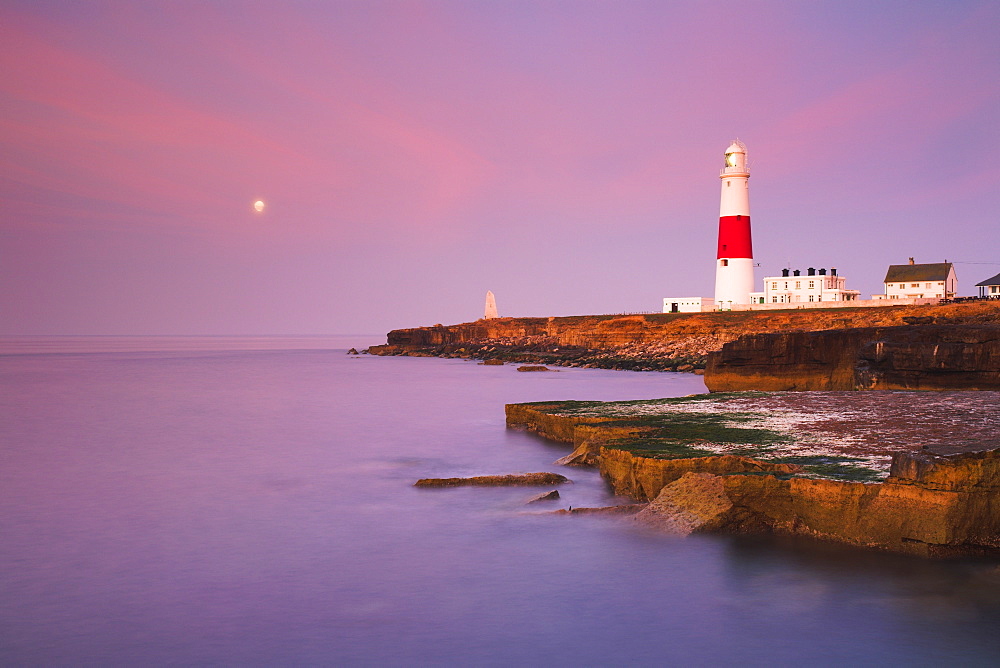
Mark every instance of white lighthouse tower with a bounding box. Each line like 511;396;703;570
714;140;754;309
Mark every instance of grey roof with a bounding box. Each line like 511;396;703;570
975;272;1000;287
883;262;953;283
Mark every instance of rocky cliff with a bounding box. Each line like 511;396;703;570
705;324;1000;391
369;302;1000;372
506;397;1000;557
632;451;1000;557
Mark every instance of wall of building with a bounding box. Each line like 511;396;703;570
979;285;1000;298
750;272;860;305
881;277;954;300
663;297;714;313
878;265;957;300
733;297;941;311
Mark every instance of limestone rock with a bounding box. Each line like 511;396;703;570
505;403;616;444
552;504;646;516
373;303;1000;373
634;473;736;534
599;448;800;502
553;446;596;467
555;423;654;467
504;390;1000;556
888;448;1000;492
705;324;1000;391
525;490;560;504
414;472;570;488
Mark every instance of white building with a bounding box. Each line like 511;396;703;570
873;259;956;300
748;267;861;305
663;297;715;313
975;272;1000;299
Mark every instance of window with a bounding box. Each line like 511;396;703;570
808;281;814;289
795;281;801;289
808;295;814;302
771;282;777;290
911;283;919;288
721;259;728;267
772;297;778;303
886;283;893;288
784;282;788;289
926;283;931;289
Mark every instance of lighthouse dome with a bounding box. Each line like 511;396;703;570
725;141;745;154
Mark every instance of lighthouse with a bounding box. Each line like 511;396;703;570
714;140;754;309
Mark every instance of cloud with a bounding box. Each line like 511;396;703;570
0;6;494;242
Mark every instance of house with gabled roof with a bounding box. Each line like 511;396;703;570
976;272;1000;299
874;258;956;300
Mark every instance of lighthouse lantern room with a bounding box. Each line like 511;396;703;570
714;140;754;309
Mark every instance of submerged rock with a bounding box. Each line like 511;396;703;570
552;505;646;516
517;365;551;372
525;490;560;504
414;472;570;488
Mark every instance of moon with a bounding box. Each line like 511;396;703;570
253;200;265;213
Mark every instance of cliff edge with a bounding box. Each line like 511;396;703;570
507;394;1000;557
704;324;1000;391
370;302;1000;373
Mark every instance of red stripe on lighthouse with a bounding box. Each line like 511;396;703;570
717;215;753;259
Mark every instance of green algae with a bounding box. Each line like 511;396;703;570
526;392;770;417
513;393;894;483
767;455;883;482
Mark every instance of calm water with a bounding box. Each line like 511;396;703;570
3;339;1000;666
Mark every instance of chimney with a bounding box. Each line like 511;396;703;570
831;268;838;276
807;267;815;276
818;268;827;275
908;257;915;265
793;270;801;276
781;268;790;277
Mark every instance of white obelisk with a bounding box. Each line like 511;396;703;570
484;291;498;319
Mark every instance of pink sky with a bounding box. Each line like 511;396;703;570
2;1;997;339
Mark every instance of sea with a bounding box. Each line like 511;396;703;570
3;336;1000;666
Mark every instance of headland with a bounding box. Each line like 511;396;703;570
375;301;1000;556
368;301;1000;377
